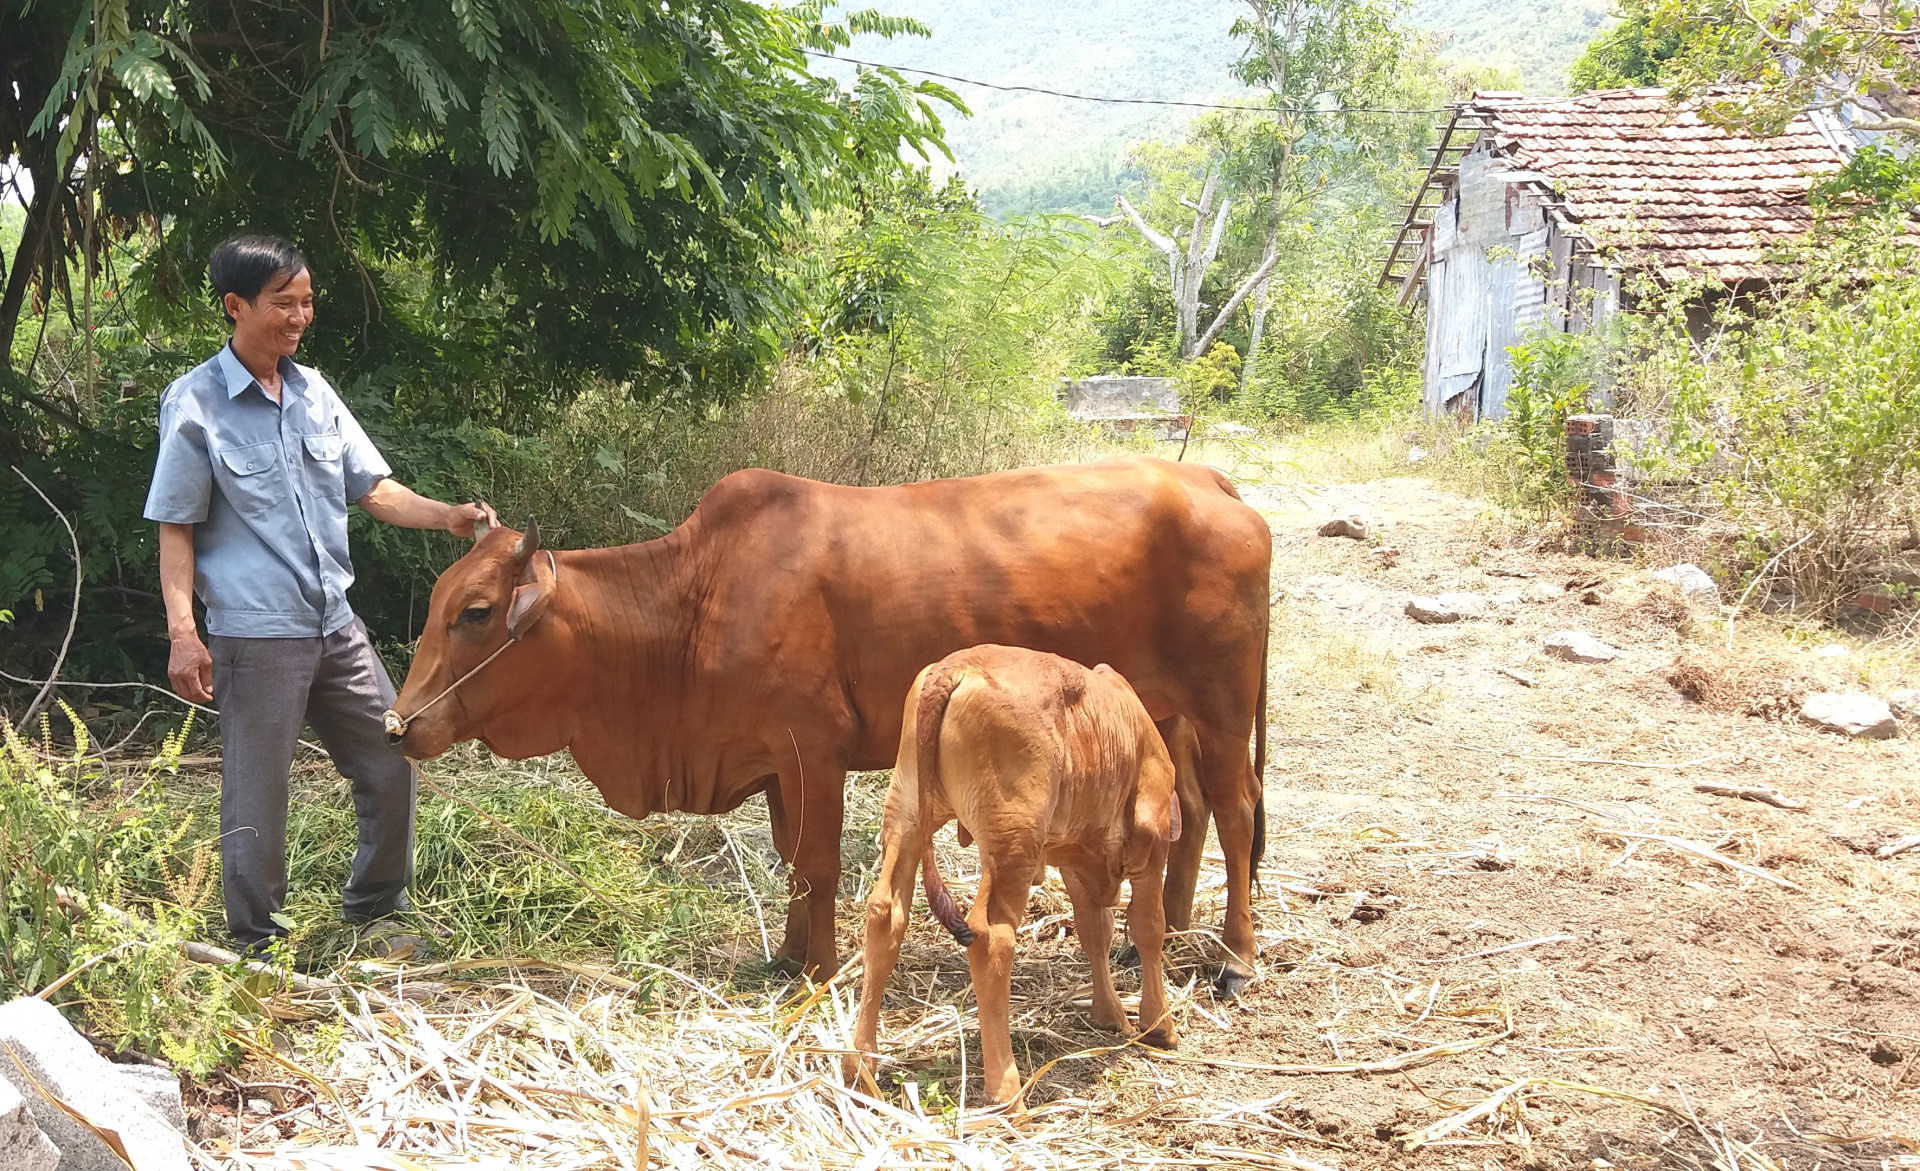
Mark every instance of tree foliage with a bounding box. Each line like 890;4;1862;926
1;0;960;416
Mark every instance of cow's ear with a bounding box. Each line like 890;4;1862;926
507;552;555;639
512;517;541;566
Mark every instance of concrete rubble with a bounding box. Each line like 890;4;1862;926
1800;693;1899;740
0;1075;61;1171
0;997;190;1171
1651;563;1720;605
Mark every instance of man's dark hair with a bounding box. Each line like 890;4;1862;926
209;233;309;322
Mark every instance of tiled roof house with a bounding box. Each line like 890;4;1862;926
1381;88;1860;421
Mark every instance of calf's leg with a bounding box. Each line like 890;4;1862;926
847;807;925;1091
1127;860;1178;1050
965;847;1036;1107
1062;867;1129;1035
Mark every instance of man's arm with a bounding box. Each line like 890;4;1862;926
159;522;214;703
357;478;499;537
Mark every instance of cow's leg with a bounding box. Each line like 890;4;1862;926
1194;719;1261;999
764;782;809;968
1155;717;1209;934
1127;859;1178;1051
847;795;924;1092
1062;867;1128;1036
964;846;1034;1107
774;746;849;980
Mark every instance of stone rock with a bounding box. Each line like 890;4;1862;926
1813;644;1852;659
1651;563;1720;605
1318;515;1368;540
1406;445;1428;464
0;1075;61;1171
1801;692;1898;739
1405;596;1462;624
1543;631;1620;664
1435;591;1491;618
0;997;190;1171
1890;689;1920;720
113;1066;185;1133
1522;581;1564;604
1488;592;1522;606
1212;421;1257;438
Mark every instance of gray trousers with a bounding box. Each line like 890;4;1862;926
209;618;417;946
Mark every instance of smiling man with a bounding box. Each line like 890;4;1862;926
144;232;497;953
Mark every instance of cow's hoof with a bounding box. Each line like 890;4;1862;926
1138;1026;1178;1051
1212;965;1253;1001
1114;943;1141;968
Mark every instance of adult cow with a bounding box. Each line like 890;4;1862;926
384;456;1272;993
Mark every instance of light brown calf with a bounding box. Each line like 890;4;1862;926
848;644;1181;1107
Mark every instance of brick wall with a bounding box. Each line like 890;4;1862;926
1566;414;1645;552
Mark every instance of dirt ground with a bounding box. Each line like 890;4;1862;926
968;471;1920;1169
182;464;1920;1169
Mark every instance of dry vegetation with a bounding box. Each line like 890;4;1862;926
65;437;1920;1170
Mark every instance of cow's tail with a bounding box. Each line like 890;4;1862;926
914;662;976;946
1251;626;1268;889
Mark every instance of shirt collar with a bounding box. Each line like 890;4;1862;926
217;342;307;401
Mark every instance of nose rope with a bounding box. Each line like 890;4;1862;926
384;550;557;739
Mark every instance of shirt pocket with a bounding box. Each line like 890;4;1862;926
301;431;347;502
215;440;284;515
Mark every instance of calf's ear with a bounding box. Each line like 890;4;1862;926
507;551;556;639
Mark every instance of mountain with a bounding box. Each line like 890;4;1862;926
842;0;1610;214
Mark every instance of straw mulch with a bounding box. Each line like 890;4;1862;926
199;950;1384;1171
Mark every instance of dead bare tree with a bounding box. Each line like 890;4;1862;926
1091;162;1279;360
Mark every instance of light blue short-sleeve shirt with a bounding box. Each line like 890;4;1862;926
143;344;390;638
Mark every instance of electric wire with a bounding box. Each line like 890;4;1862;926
804;51;1449;116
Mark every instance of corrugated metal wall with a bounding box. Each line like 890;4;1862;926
1423;145;1578;421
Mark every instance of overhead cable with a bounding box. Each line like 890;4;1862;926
804;51;1449;115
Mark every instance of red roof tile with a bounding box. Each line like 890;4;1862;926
1465;88;1851;283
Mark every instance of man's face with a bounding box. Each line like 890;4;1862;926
227;268;314;358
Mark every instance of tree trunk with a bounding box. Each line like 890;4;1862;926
1239;280;1272;400
0;178;57;375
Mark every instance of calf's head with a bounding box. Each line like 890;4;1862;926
385;520;558;760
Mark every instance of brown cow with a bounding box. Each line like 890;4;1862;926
384;456;1271;991
848;645;1180;1107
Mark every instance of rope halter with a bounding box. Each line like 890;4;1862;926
383;549;558;742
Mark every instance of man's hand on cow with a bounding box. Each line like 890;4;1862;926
169;633;215;704
447;500;500;539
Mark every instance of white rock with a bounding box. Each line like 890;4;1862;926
0;1076;60;1171
114;1066;185;1132
1318;515;1368;540
1543;631;1620;663
1407;445;1428;464
0;997;190;1171
1488;592;1522;606
1436;591;1492;618
1891;689;1920;720
1522;581;1565;603
1651;563;1720;605
1212;421;1257;438
1405;596;1462;624
1813;644;1852;659
1801;692;1898;739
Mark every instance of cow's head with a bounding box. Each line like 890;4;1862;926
385;519;560;760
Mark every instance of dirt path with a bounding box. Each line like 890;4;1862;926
1105;473;1920;1168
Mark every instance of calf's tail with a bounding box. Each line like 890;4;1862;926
914;663;976;946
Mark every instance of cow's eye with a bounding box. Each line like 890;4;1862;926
458;604;493;626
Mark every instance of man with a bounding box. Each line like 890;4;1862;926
144;232;497;953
